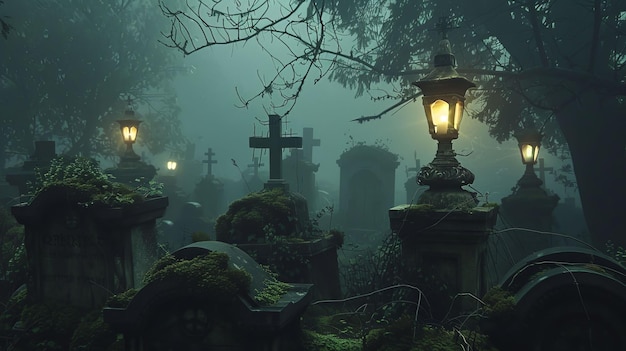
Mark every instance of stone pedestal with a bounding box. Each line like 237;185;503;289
389;205;498;313
500;186;559;233
11;191;167;309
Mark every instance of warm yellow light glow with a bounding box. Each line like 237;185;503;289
431;100;449;135
521;144;539;164
167;161;177;171
123;126;138;142
453;101;463;130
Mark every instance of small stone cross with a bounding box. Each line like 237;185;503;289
247;157;264;177
203;148;217;176
302;127;320;162
249;114;302;180
534;158;553;185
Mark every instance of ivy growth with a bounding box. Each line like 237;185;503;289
29;156;162;208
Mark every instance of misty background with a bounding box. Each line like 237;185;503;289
159;44;570;207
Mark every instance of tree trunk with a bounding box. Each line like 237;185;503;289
556;92;626;249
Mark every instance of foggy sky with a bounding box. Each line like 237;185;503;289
167;42;571;205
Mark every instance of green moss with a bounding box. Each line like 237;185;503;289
105;288;139;309
254;268;293;306
15;301;83;350
302;330;362;351
482;286;516;321
215;188;299;243
30;156;158;208
143;252;251;301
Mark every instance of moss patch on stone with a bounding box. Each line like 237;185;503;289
143;252;251;301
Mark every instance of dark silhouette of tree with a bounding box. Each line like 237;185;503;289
159;0;626;248
0;0;186;168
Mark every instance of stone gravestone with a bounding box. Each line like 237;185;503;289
11;188;167;309
488;247;626;350
192;147;225;219
282;127;321;211
244;156;265;193
214;116;342;299
283;148;320;211
336;144;400;231
103;241;313;351
177;143;203;195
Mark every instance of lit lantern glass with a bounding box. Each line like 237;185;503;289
123;126;138;143
431;100;449;135
167;161;177;171
515;130;542;165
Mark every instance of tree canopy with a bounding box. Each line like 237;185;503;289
159;0;626;247
0;0;186;169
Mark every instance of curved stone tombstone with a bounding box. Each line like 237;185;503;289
491;246;626;350
337;144;400;231
103;241;313;351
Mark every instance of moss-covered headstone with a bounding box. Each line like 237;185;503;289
10;157;167;309
215;187;342;299
104;241;312;351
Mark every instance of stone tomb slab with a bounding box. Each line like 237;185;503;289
103;241;313;350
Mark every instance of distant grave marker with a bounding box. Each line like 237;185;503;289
534;158;553;186
302;127;320;162
247;157;264;177
203;148;217;176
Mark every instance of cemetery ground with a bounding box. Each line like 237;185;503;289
0;155;626;350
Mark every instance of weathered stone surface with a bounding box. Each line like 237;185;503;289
12;192;167;309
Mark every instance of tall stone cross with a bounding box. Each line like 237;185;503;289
249;114;302;180
534;158;553;185
302;127;320;162
203;148;217;176
247;157;264;177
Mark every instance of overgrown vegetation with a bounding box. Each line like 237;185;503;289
29;156;162;207
215;187;304;243
143;252;251;301
254;267;293;306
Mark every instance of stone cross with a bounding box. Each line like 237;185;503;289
247;157;264;177
406;152;421;177
534;158;553;185
302;127;320;162
249;114;302;180
203;148;217;176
